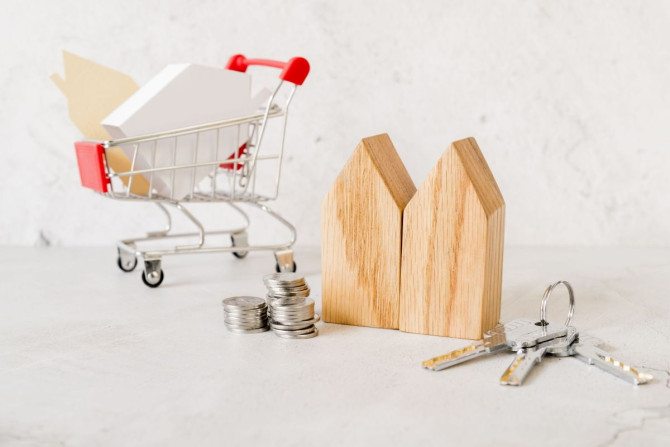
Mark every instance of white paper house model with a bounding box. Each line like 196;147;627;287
102;63;261;199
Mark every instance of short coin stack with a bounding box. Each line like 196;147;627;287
222;296;269;334
264;273;319;339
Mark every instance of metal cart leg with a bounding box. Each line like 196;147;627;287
170;202;205;250
243;201;297;272
231;231;249;258
274;249;296;273
117;243;138;272
142;257;164;288
147;203;172;237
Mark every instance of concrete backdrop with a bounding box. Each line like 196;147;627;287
1;0;669;248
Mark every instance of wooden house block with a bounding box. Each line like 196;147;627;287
51;51;150;196
322;134;416;328
399;137;505;339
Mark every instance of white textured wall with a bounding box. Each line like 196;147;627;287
2;0;669;247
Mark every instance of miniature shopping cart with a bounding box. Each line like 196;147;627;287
74;55;310;287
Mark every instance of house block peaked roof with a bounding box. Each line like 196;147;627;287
399;137;505;339
322;134;416;329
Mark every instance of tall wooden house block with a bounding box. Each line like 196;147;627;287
399;137;505;339
322;134;416;328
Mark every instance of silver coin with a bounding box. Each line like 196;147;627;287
271;314;321;329
271;297;314;307
267;281;309;287
267;296;306;306
270;310;314;319
267;284;306;292
270;304;314;313
225;311;267;318
265;294;307;303
272;320;313;328
225;321;268;330
224;316;268;325
270;322;314;331
271;303;314;312
271;314;314;322
223;307;267;316
263;274;306;287
224;310;266;316
270;303;314;312
224;316;268;324
270;320;315;330
224;309;267;317
263;272;305;282
270;321;318;328
223;296;266;310
267;284;310;291
271;307;314;316
267;291;311;298
224;314;268;322
267;283;309;289
224;309;267;318
267;288;310;295
274;327;319;339
225;317;267;324
225;325;270;334
271;325;316;336
271;311;313;318
224;317;268;326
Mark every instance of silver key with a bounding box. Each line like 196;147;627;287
551;334;653;385
422;318;569;371
499;326;578;386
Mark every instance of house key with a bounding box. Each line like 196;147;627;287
499;281;653;386
548;333;653;385
423;280;575;372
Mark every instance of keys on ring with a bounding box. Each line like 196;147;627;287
422;281;653;386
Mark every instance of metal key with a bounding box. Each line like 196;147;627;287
422;318;569;371
499;326;578;386
550;334;653;385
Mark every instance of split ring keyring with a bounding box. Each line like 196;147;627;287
540;280;575;327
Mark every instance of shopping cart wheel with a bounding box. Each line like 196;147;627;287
275;261;297;273
142;270;164;288
230;232;249;259
117;254;138;272
141;259;164;288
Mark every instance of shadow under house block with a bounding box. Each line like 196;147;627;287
322;134;416;329
399;137;505;339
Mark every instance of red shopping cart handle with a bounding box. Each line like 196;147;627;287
226;55;310;85
75;141;109;193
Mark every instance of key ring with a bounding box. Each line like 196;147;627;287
539;280;575;327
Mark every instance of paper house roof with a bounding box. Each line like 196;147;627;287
102;63;251;138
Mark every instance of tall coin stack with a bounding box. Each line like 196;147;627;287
263;273;320;339
222;296;269;334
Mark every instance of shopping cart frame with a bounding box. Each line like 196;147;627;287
74;55;310;287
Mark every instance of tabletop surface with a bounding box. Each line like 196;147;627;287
1;246;669;446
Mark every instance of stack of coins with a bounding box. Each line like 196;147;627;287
222;296;269;334
263;273;319;339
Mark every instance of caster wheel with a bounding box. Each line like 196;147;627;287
142;269;164;288
117;255;138;272
231;235;248;259
276;261;297;273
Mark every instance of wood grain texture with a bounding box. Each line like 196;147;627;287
399;137;505;339
322;134;416;328
52;51;150;195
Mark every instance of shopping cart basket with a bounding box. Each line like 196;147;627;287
74;55;310;287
